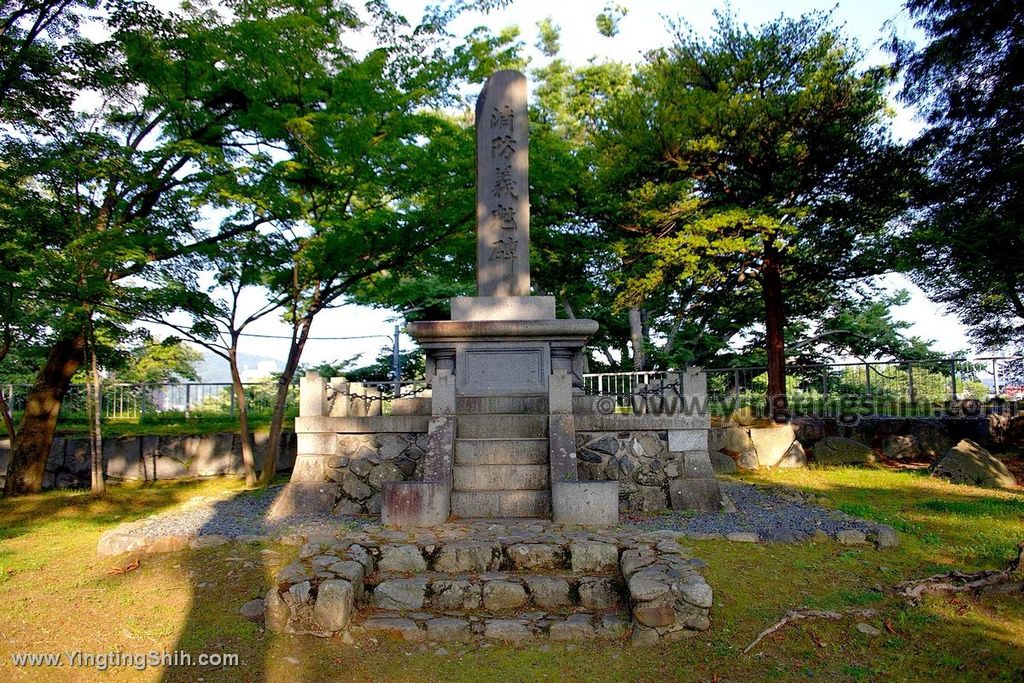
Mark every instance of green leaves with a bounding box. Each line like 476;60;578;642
897;0;1024;352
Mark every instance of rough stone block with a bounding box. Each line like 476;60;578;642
431;580;482;610
506;543;564;570
680;450;716;479
579;577;618;609
313;579;354;632
266;482;341;518
371;578;428;610
669;478;723;513
482;580;528;610
668;430;708;452
552;481;618;526
432;541;501;573
522;576;571;608
378;544;427;572
425;617;472;641
569;540;619;573
750;424;798;468
381;480;450;528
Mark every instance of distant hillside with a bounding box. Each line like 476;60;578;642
195;349;282;383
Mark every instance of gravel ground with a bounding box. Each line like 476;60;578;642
128;486;374;540
125;481;878;543
630;481;879;540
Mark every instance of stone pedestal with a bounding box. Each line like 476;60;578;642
409;318;597;395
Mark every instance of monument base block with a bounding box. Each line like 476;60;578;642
451;295;556;321
551;481;618;526
382;481;450;528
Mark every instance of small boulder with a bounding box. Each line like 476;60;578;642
749;424;798;468
313;579;354;632
238;598;265;621
813;437;877;465
930;439;1016;489
881;434;920;460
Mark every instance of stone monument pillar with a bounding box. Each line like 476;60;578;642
476;71;530;297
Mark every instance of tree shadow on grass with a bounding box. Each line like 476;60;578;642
159;481;348;683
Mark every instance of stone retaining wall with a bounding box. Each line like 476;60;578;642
708;416;993;472
0;432;296;490
576;429;714;512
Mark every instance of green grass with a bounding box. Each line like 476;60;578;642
0;468;1022;682
48;415;295;437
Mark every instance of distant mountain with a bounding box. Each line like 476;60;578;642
195;349;282;383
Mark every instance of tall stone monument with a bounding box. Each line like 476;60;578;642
386;70;606;521
475;71;530;297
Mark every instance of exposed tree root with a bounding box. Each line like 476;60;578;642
742;607;877;655
896;542;1024;605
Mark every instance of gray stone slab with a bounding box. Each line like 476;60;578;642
455;394;548;414
294;416;430;434
454;438;548;465
450;489;550;518
453;464;548;491
381;481;451;528
457;414;547;439
668;429;708;452
451;296;555;321
456;344;549;396
551;481;618;527
669;478;723;513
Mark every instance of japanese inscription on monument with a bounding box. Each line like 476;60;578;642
476;70;530;297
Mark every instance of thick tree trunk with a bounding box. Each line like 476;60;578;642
0;334;15;448
628;307;646;371
229;349;257;487
761;241;788;417
3;332;85;496
257;320;311;486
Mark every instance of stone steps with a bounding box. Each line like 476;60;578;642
456;413;548;439
365;571;624;613
353;610;630;643
453;464;549;491
455;394;549;415
454;438;548;465
263;529;714;645
450;489;551;518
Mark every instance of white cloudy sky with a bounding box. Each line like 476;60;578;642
169;0;979;376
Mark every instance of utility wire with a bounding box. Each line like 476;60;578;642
237;333;390;340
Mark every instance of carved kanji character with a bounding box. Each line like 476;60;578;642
490;105;514;132
491;135;517;160
491;166;518;198
490;236;518;260
491;204;516;230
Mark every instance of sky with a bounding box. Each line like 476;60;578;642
181;0;978;380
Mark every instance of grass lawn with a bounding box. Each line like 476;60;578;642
0;467;1022;682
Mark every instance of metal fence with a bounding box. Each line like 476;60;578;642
1;382;299;422
0;378;431;423
583;356;1023;417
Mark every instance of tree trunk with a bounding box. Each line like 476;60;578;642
3;332;85;495
0;333;15;448
628;307;646;371
0;391;14;450
86;324;105;495
257;320;312;486
761;240;788;417
229;348;257;487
